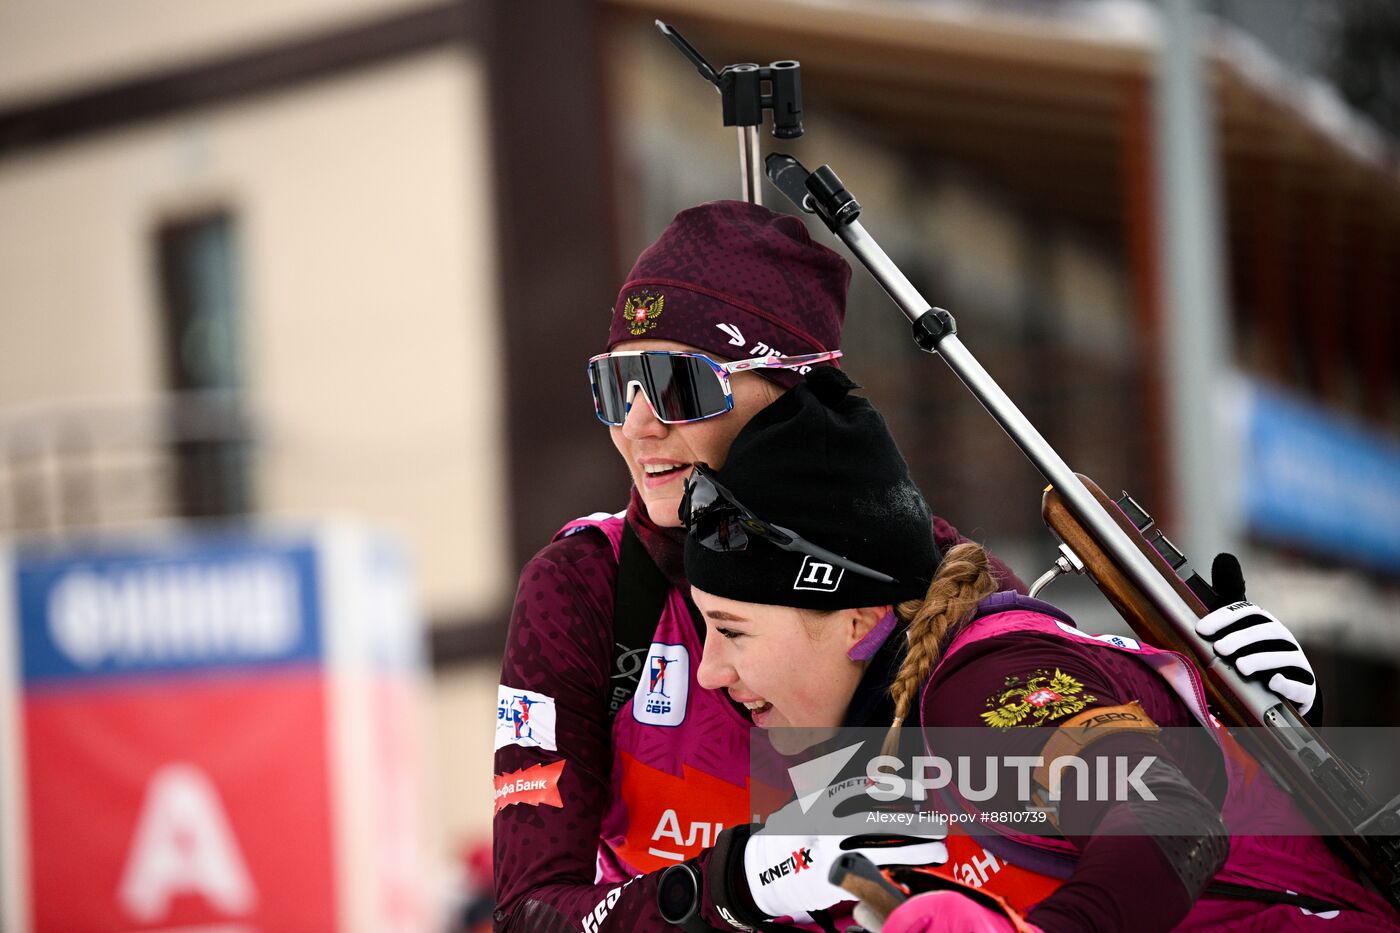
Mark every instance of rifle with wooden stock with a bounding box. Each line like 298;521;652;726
1041;475;1400;907
762;153;1400;912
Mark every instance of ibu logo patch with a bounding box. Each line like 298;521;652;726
794;555;843;592
496;685;558;751
633;642;689;727
1054;620;1141;651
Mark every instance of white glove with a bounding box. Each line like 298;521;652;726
743;778;947;923
1196;601;1316;716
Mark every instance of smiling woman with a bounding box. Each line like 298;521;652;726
674;368;1399;933
491;200;1029;933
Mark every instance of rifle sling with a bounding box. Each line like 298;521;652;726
608;521;674;721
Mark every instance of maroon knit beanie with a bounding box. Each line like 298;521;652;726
608;200;851;388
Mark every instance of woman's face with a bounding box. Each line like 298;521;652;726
692;587;885;733
608;339;783;528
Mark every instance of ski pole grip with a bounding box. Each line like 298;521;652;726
830;853;908;922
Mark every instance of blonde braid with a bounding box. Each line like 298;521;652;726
880;543;999;757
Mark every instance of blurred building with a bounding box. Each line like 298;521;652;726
0;0;515;870
1;0;1398;908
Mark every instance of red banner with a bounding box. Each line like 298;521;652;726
24;672;337;931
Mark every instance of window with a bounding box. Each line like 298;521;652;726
155;211;251;518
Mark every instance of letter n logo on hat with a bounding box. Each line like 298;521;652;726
623;291;664;335
794;555;843;592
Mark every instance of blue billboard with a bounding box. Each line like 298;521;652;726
1243;384;1400;574
16;534;322;685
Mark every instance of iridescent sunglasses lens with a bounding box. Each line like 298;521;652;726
588;353;731;425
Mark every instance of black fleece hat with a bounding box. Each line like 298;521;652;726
683;368;939;610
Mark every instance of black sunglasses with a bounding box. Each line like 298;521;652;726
680;465;897;585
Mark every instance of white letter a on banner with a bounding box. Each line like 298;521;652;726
117;763;257;921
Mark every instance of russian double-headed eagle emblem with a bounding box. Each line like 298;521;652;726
623;291;664;335
980;668;1096;730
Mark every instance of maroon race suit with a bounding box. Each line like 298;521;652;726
493;490;1023;932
